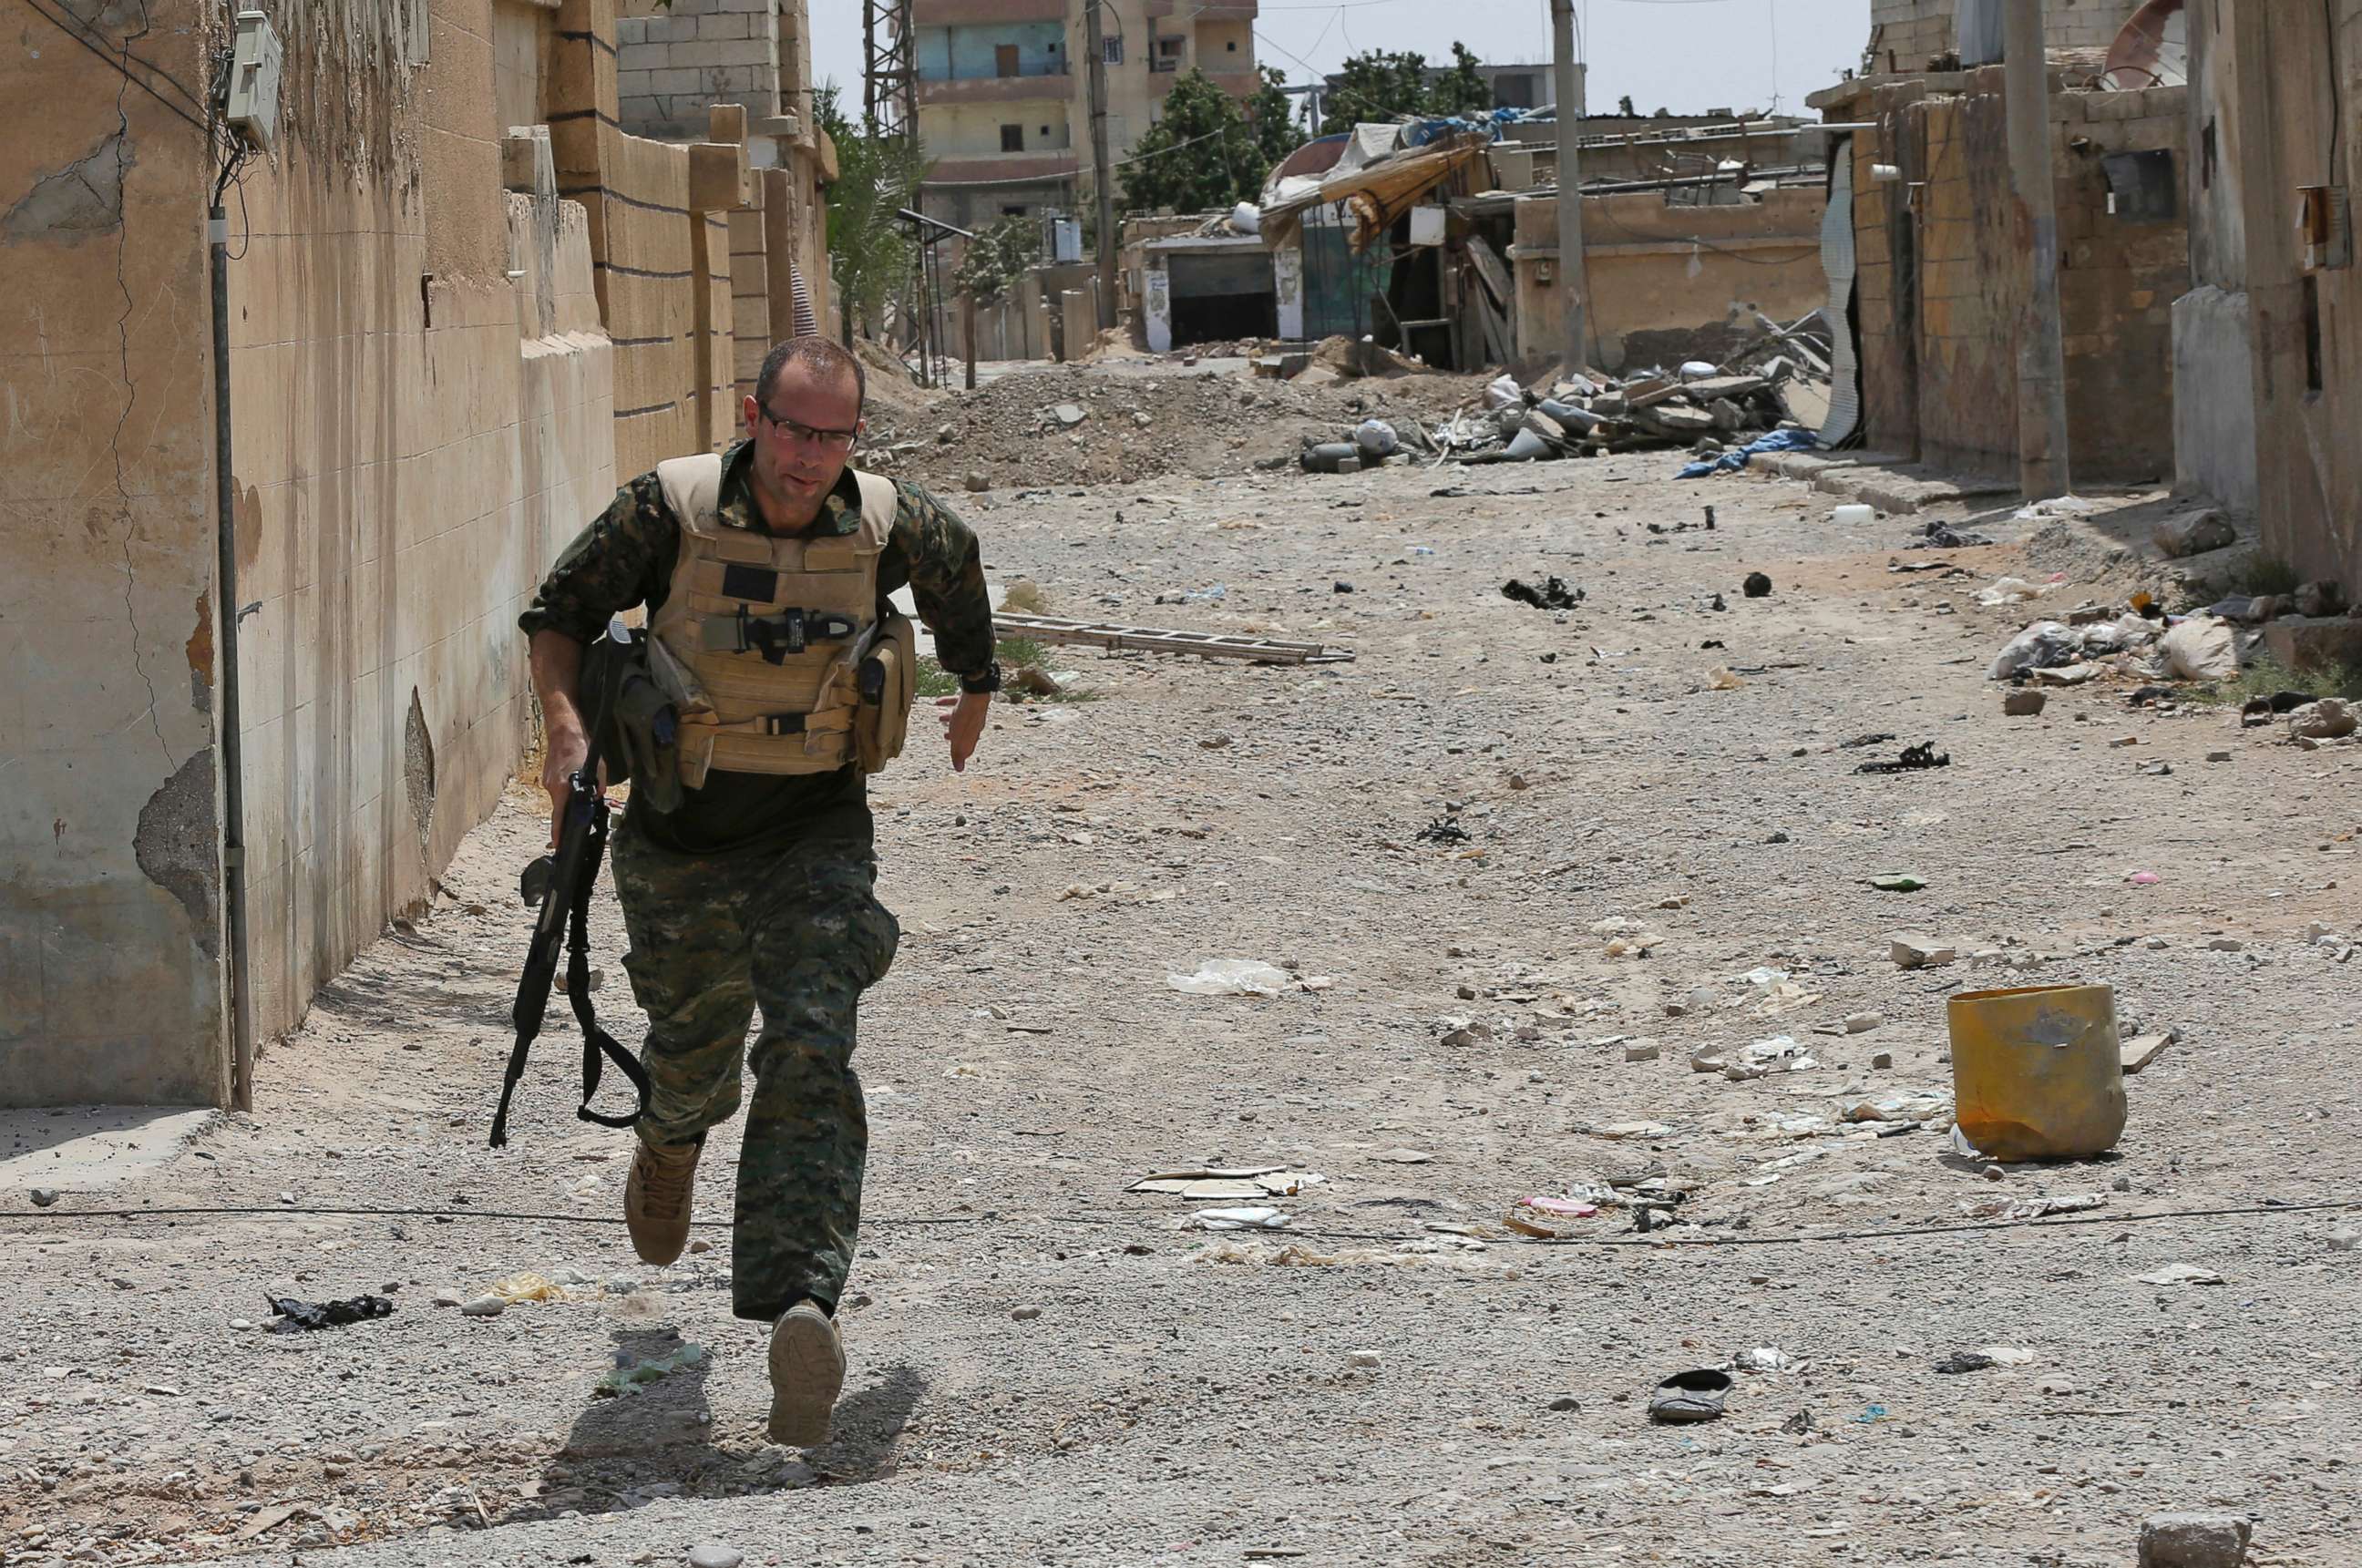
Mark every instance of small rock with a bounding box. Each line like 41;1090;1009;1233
1870;1050;1895;1071
1623;1040;1661;1062
2329;1225;2361;1253
2002;689;2048;717
1546;1395;1581;1411
1742;571;1773;598
2205;937;2244;952
688;1544;745;1568
228;1317;254;1330
2136;1512;2252;1568
1012;1305;1042;1321
1053;403;1087;427
2205;750;2232;763
1889;935;1958;969
29;1188;57;1208
1347;1349;1381;1368
1332;580;1354;594
2151;508;2235;559
963;472;991;493
458;1296;507;1317
688;1238;714;1254
2112;1175;2134;1192
1765;830;1791;845
1844;1011;1884;1034
431;1293;463;1308
2110;735;2141;748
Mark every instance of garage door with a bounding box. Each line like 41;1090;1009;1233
1166;251;1273;299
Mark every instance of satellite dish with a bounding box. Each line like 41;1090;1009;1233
2104;0;2187;89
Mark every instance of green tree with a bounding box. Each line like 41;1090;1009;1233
1118;68;1269;215
1426;42;1492;117
952;214;1039;303
1318;48;1428;135
815;84;931;338
1248;65;1299;169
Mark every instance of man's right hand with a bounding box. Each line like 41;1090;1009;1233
542;723;590;849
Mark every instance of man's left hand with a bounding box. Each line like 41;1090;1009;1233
937;692;991;773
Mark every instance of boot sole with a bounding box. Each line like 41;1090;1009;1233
767;1307;845;1447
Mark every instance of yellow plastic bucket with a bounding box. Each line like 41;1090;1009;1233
1946;983;2127;1161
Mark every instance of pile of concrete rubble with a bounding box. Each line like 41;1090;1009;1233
1298;344;1830;472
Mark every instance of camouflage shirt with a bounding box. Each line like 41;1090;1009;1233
519;440;995;856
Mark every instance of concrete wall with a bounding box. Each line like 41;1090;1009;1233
929;99;1074;159
0;0;625;1107
615;0;779;148
1864;0;2140;70
1508;187;1828;370
2223;0;2362;590
2172;0;2257;512
222;0;618;1056
1;0;230;1105
1842;71;2190;484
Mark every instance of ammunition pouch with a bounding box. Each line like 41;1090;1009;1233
582;631;684;815
853;610;918;776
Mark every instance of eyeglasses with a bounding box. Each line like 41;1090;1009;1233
756;403;859;453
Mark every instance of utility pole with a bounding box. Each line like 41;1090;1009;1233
1548;0;1591;373
1083;0;1119;331
2003;0;2070;498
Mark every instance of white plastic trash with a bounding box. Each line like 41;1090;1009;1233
1485;374;1524;410
1833;504;1875;527
1167;959;1291;997
1679;361;1720;381
1353;418;1400;457
1229;200;1261;234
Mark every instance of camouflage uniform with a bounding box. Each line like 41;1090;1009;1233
519;439;994;1320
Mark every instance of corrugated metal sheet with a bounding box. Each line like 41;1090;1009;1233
1818;139;1864;449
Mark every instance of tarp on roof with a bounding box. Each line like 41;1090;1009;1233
1258;130;1489;252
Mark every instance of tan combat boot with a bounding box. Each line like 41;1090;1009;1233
767;1299;846;1446
621;1134;701;1266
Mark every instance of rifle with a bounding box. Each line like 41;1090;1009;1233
490;620;654;1148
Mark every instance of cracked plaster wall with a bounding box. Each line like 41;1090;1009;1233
2;0;613;1108
0;0;232;1105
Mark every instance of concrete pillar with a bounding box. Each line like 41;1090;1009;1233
1062;288;1094;363
1143;255;1173;353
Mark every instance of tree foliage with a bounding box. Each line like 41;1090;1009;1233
815;84;931;338
1248;65;1299;169
1426;43;1492;117
952;214;1039;303
1318;48;1430;135
1118;68;1269;216
1317;43;1501;135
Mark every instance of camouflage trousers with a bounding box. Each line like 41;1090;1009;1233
609;813;899;1320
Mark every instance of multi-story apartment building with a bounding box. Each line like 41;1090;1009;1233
913;0;1261;231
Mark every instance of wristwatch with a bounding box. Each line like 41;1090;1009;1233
959;661;1003;695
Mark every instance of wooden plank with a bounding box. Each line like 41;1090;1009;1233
993;613;1351;664
1465;235;1513;310
1477;294;1510;366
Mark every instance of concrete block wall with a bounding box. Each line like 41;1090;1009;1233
616;0;781;149
1852;70;2190;482
1864;0;2141;70
1506;187;1828;368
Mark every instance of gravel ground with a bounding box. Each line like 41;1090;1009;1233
5;408;2359;1568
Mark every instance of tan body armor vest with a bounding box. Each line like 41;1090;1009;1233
647;456;916;786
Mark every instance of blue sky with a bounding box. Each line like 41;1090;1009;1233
808;0;1873;126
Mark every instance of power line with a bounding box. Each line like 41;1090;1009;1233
20;0;215;138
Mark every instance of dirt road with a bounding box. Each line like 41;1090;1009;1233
5;395;2358;1567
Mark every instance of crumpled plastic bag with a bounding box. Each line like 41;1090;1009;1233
1484;373;1524;409
1975;576;2053;606
1353;418;1399;457
1167;959;1291;997
1988;621;2079;681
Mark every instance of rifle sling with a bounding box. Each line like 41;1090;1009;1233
564;804;652;1130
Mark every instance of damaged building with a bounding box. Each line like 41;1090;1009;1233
2;0;830;1108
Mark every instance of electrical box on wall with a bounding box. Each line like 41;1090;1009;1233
224;10;282;151
2298;185;2353;272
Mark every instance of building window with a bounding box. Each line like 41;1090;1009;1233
1152;36;1183;71
995;43;1019;77
1103;36;1122;65
1227;39;1237;50
1039;125;1052;136
1002;204;1027;218
1001;123;1024;152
